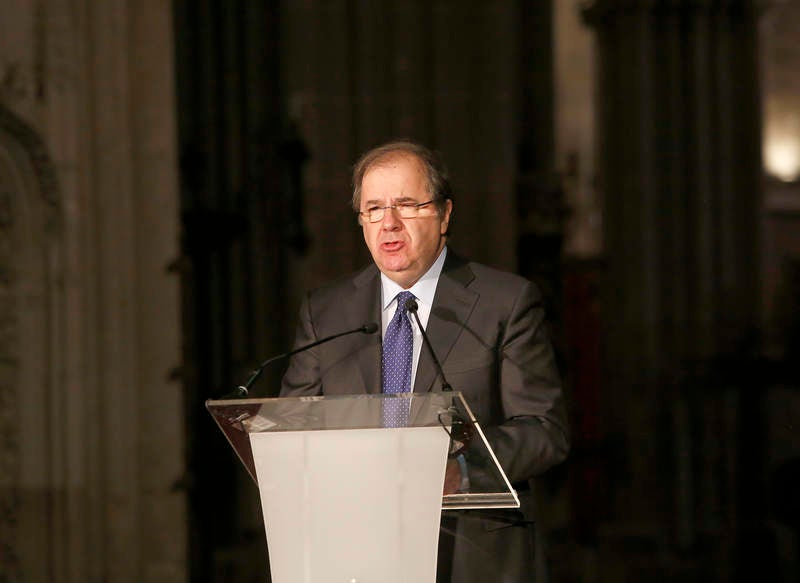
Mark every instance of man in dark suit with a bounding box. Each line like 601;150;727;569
280;140;569;581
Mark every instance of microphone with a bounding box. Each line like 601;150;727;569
405;298;452;391
405;298;473;459
223;322;379;399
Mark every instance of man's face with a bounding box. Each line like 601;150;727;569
359;155;452;289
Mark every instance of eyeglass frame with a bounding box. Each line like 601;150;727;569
357;199;437;223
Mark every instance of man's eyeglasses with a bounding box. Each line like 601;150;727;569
358;200;436;223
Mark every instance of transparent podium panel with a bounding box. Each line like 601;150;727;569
207;392;520;582
206;391;520;510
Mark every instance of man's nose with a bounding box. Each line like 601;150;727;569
381;206;402;229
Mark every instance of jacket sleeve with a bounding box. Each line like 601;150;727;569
482;280;570;482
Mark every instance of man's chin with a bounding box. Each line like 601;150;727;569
376;255;410;273
378;264;419;287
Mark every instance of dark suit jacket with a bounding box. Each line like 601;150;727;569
280;251;569;581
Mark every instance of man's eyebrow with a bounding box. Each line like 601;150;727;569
362;195;418;206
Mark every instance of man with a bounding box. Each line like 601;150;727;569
280;140;569;581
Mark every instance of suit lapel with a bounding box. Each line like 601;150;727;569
349;265;383;394
413;252;477;393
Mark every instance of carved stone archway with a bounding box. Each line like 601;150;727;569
0;104;65;581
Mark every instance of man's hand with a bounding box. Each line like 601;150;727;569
443;458;462;494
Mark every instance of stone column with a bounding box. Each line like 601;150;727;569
0;0;186;581
583;0;762;542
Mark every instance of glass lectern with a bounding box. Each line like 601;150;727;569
206;391;519;583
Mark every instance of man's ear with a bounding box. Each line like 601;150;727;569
440;199;453;235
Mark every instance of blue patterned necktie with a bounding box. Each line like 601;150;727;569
382;291;415;426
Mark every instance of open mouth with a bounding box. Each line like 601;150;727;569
381;241;404;252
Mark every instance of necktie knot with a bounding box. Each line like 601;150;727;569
395;291;415;315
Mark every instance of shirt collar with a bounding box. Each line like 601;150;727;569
381;246;448;310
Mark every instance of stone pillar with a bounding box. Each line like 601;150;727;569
583;0;762;539
0;0;185;581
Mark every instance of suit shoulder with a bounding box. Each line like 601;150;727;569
305;263;378;304
464;261;540;297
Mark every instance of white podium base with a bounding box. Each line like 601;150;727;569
251;426;449;583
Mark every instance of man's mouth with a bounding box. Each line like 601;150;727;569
381;241;404;252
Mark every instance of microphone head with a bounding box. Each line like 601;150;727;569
361;322;379;334
404;298;419;313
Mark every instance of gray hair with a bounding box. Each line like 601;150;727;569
351;140;453;217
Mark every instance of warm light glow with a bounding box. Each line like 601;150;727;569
763;106;800;182
765;135;800;182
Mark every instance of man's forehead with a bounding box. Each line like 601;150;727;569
362;156;428;195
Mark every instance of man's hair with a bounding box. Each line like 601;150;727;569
351;140;454;216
